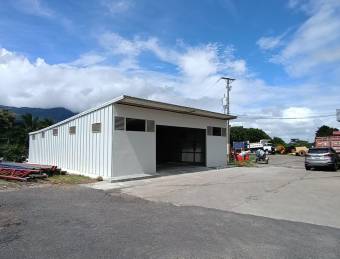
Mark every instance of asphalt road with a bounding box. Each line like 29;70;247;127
1;185;340;259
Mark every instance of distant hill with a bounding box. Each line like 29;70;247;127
0;105;76;123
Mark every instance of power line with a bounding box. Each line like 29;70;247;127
235;114;335;120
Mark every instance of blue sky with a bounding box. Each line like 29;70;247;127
0;0;339;140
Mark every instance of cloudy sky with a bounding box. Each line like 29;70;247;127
0;0;339;141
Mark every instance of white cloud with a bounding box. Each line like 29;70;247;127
68;53;106;67
14;0;54;18
99;32;141;57
264;0;340;77
1;30;339;142
257;34;284;50
102;0;133;14
281;107;313;124
178;45;218;79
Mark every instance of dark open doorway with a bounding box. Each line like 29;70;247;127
156;125;206;168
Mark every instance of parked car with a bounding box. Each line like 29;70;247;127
305;148;339;171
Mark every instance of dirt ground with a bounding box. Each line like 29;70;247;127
0;174;97;191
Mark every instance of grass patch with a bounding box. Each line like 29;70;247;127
234;160;256;167
0;179;22;190
47;174;96;185
229;154;257;167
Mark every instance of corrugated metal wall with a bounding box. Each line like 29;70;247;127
29;105;113;179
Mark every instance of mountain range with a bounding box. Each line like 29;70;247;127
0;105;76;122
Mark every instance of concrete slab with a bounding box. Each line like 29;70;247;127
109;173;155;183
84;155;340;228
109;156;340;229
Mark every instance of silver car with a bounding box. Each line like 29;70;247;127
305;148;339;171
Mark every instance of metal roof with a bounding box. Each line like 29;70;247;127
30;95;237;135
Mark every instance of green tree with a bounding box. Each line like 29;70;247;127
316;125;338;137
288;139;312;148
0;111;54;161
230;126;271;143
0;110;15;136
0;110;16;157
21;113;40;133
272;137;286;146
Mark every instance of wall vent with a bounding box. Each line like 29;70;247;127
69;126;76;135
53;128;58;136
146;120;155;132
207;126;213;136
115;116;125;130
92;123;101;133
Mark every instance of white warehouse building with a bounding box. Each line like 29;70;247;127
29;95;236;179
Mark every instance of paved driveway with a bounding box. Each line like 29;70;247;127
91;155;340;229
1;185;340;259
1;155;340;258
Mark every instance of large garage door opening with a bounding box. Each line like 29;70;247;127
156;125;206;168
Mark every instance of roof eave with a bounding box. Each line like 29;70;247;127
29;95;236;135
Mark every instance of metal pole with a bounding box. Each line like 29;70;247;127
221;77;235;164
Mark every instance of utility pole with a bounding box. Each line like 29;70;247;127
220;77;235;164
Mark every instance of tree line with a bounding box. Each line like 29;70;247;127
0;108;338;161
0;110;53;161
230;125;338;148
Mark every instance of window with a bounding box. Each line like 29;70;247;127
213;127;222;136
69;126;76;135
32;134;35;140
92;123;101;133
126;118;145;132
146;120;155;132
41;132;45;138
207;126;224;136
53;128;58;136
115;116;125;130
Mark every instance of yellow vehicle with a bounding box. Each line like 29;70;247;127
293;146;309;156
